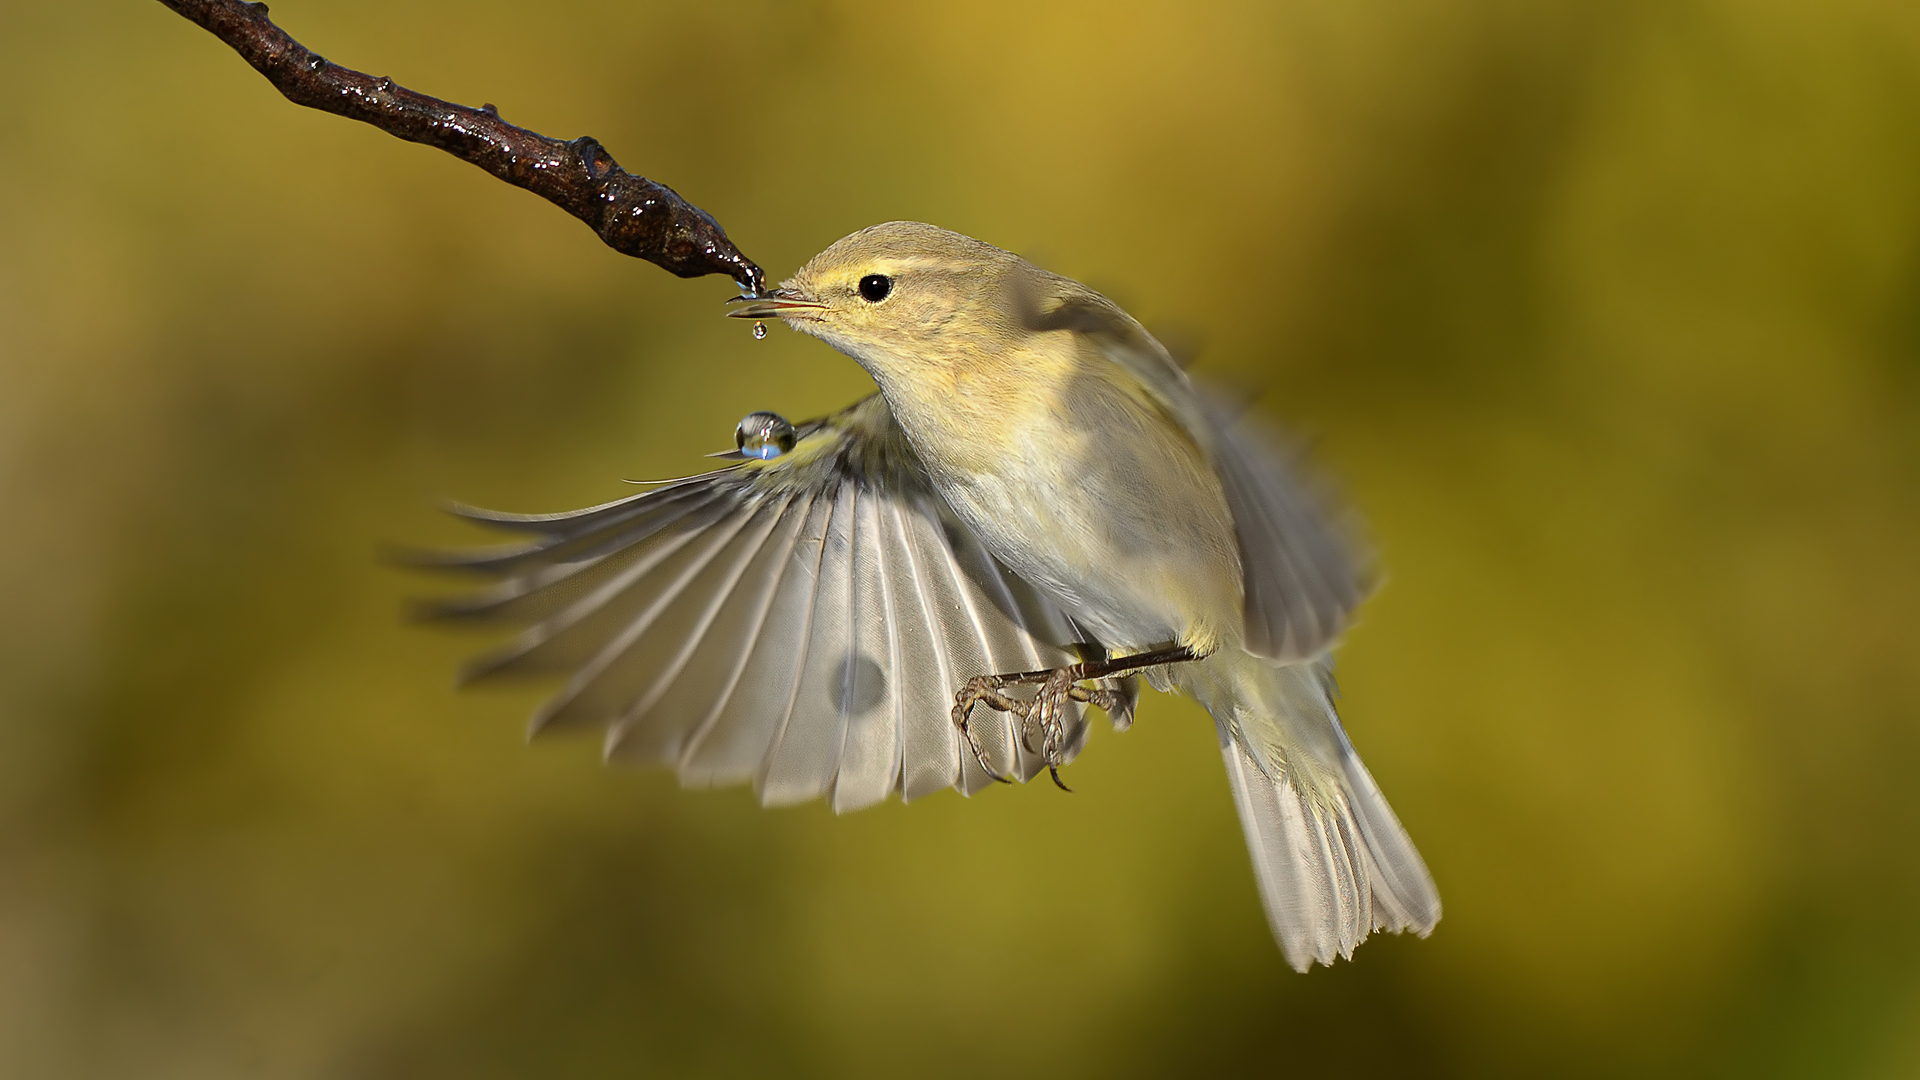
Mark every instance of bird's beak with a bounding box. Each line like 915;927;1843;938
725;287;825;321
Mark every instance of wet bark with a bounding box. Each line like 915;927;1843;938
156;0;764;292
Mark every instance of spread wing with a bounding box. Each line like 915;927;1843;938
1017;266;1370;661
413;394;1102;811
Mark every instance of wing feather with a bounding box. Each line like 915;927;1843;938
417;394;1099;808
904;503;1018;794
882;500;963;802
680;493;833;788
447;473;717;535
637;492;815;772
828;487;903;813
1025;274;1368;663
761;483;858;806
1204;401;1368;661
418;481;727;578
599;495;795;763
460;500;741;685
532;508;768;732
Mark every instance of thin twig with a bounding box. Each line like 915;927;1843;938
156;0;764;292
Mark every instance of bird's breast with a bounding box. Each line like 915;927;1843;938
881;357;1243;655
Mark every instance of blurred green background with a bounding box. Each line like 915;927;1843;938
2;1;1916;1076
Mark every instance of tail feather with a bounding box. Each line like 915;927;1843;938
1333;730;1443;935
1189;654;1440;971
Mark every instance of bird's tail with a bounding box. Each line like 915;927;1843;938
1176;650;1441;971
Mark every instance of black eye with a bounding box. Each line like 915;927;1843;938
858;274;892;303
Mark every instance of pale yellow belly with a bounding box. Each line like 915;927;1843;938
891;368;1243;656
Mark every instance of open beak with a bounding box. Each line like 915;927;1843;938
725;288;825;321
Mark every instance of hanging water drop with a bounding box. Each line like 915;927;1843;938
751;320;767;340
734;411;795;460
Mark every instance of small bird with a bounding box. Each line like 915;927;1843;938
422;221;1440;971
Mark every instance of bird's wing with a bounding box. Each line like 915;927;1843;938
1020;271;1369;661
1200;399;1370;661
414;394;1101;811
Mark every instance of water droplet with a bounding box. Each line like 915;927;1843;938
734;411;795;460
751;320;767;340
375;76;394;92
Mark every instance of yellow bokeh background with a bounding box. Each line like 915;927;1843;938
2;1;1916;1075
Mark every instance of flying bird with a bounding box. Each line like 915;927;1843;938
418;221;1440;971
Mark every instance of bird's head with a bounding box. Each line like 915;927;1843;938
728;221;1038;388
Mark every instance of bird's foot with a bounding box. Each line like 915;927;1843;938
1017;669;1132;791
950;644;1202;791
1004;668;1072;791
950;668;1128;791
951;675;1025;784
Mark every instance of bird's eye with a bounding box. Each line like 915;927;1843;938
858;274;892;303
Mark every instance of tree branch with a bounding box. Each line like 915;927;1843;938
157;0;764;292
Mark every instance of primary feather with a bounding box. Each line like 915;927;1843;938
423;396;1096;807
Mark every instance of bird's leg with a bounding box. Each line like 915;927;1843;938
950;645;1201;789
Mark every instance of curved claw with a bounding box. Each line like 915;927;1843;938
947;647;1202;797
